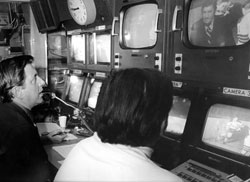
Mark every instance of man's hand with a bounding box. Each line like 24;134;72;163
46;129;67;144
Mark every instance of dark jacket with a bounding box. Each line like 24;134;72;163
0;102;56;182
190;17;228;47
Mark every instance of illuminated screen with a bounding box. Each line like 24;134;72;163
188;0;246;47
67;75;84;104
87;81;102;109
165;96;191;135
70;34;85;63
47;34;67;58
48;69;67;97
122;3;158;48
202;104;250;157
89;33;111;65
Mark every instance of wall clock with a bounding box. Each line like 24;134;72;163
67;0;96;26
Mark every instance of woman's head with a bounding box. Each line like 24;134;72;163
94;68;173;147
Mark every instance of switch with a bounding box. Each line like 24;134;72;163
155;53;162;71
174;53;182;74
114;53;120;69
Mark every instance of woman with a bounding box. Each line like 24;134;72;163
55;68;182;181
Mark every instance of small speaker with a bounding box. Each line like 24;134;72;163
30;0;60;33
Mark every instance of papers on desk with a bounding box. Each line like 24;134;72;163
64;133;78;141
52;144;76;159
37;122;62;136
36;122;78;141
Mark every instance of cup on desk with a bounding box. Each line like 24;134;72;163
59;116;67;130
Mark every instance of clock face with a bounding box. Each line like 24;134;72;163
67;0;96;26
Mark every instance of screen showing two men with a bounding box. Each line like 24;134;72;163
121;0;250;48
188;0;250;47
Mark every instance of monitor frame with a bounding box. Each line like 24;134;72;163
162;87;195;141
162;84;199;138
113;0;167;70
86;78;103;110
119;1;159;49
68;33;86;67
182;89;250;178
61;69;87;107
78;70;107;109
47;32;68;59
182;0;246;49
67;30;113;72
87;29;113;72
167;0;250;90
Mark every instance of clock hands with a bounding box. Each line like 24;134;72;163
70;7;80;11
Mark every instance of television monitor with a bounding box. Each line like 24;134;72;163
187;0;245;47
65;75;85;105
89;32;111;65
202;104;250;157
183;92;250;179
164;96;191;136
168;0;250;89
87;80;103;109
113;0;165;70
120;2;159;49
48;69;68;98
47;33;67;59
69;34;86;64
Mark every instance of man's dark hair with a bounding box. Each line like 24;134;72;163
0;55;33;103
202;0;216;10
94;68;173;147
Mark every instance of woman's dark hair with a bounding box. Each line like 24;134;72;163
0;55;33;103
243;0;250;8
94;68;173;147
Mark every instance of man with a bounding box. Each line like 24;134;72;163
55;68;183;181
237;0;250;45
215;0;242;46
190;0;234;47
0;55;65;182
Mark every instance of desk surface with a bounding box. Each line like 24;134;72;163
44;136;84;169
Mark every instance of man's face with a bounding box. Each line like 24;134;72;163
21;63;45;109
202;5;215;25
216;1;230;15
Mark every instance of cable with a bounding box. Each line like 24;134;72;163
50;93;78;110
43;92;94;134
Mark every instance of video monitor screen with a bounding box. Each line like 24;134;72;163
202;104;250;157
188;0;247;47
87;81;102;109
165;96;191;135
70;34;85;63
67;75;84;104
121;3;158;48
48;69;67;97
47;33;67;59
89;33;111;65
